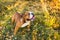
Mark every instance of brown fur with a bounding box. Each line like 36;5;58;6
12;12;30;35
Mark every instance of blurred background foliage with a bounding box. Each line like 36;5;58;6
0;0;60;40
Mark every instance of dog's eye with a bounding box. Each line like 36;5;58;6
28;13;30;15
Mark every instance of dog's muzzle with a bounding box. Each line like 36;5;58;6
29;12;35;21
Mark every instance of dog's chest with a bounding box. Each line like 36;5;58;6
19;14;24;22
20;18;23;22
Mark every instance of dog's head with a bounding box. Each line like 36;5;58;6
24;11;35;21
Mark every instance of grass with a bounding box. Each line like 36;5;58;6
0;0;60;40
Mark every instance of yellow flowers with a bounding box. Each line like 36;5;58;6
14;1;21;7
44;16;56;27
6;1;22;10
54;32;59;39
50;0;60;12
53;23;59;28
0;0;60;40
18;1;28;12
40;0;50;19
7;5;12;10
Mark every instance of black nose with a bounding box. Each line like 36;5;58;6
31;13;34;15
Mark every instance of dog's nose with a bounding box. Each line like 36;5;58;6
29;12;34;15
31;13;34;15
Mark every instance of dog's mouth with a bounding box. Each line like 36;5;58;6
27;19;31;21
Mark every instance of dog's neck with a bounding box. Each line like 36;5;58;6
23;14;27;22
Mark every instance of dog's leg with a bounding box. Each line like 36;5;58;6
14;25;19;35
21;21;30;27
14;22;21;35
14;21;23;35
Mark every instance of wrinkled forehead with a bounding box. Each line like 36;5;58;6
25;11;33;15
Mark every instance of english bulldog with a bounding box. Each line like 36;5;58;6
12;11;35;35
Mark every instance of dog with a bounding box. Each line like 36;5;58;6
12;11;34;35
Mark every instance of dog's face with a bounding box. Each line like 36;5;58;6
24;11;34;21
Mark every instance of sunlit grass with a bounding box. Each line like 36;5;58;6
0;0;60;40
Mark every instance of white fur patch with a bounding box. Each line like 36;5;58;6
21;21;30;28
29;12;33;19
